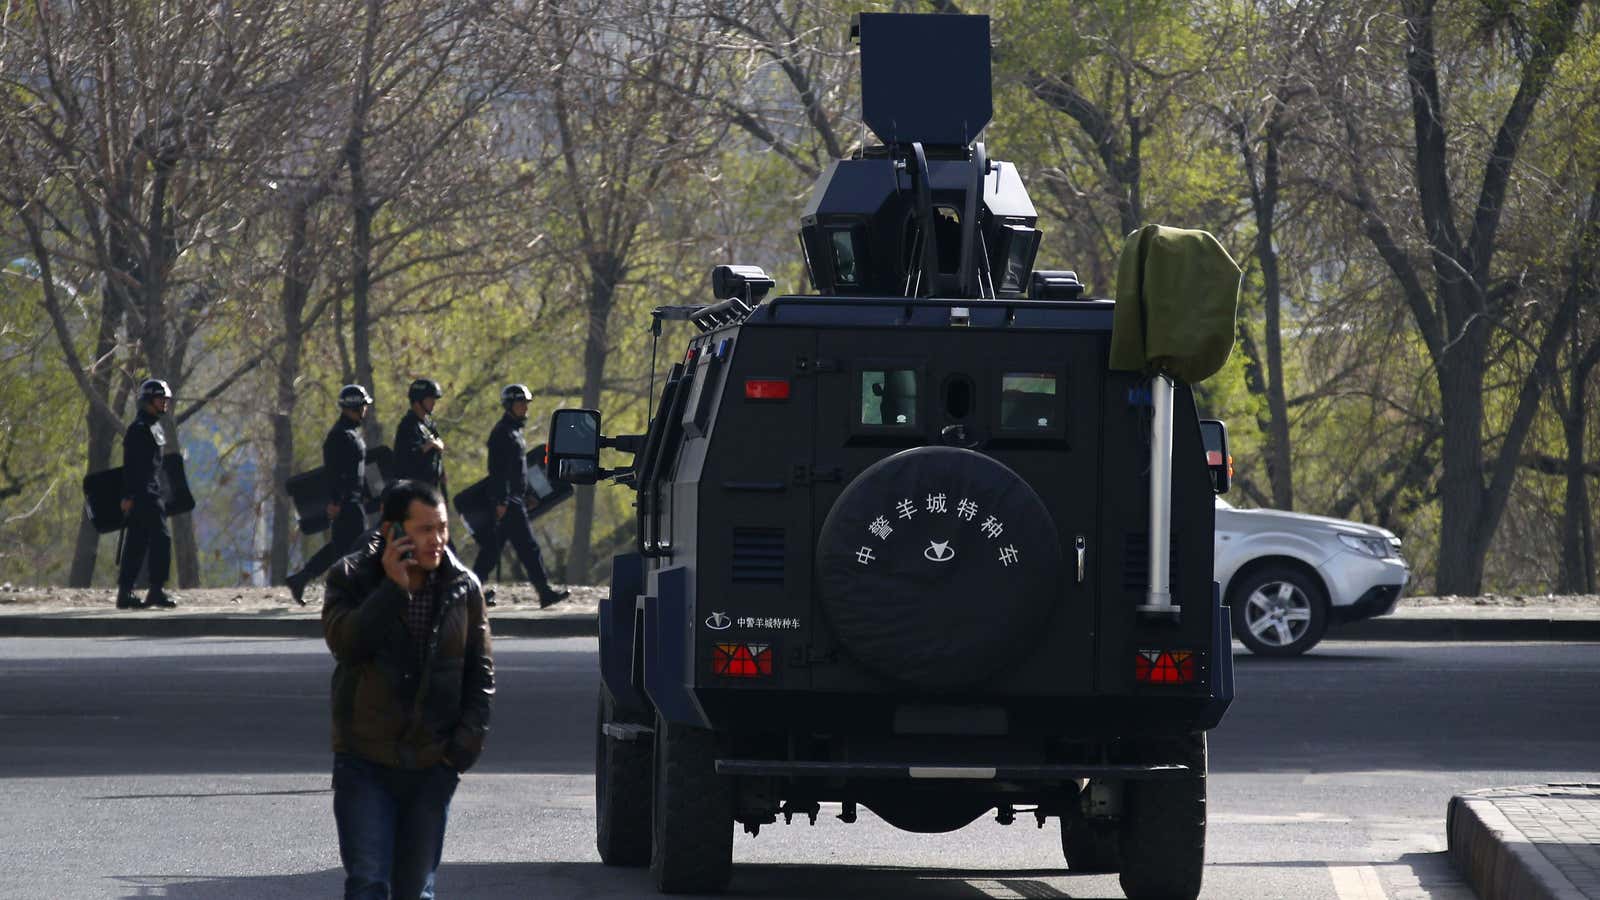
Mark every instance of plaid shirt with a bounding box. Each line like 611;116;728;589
403;571;440;668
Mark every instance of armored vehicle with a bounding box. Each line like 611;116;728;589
549;13;1236;898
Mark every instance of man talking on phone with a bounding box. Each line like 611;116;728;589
322;479;494;900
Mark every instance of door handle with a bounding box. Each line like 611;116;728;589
1075;535;1087;584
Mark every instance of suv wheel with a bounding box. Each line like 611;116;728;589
1118;732;1207;900
650;716;734;894
595;689;652;867
1230;565;1328;656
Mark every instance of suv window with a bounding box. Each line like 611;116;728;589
861;369;918;426
1000;372;1057;430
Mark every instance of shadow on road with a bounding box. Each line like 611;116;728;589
112;861;1112;899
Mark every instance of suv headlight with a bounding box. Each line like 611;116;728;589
1338;532;1392;559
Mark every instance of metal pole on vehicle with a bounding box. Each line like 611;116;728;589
1139;374;1177;618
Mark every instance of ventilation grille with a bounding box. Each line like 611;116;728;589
1122;533;1180;591
732;528;785;584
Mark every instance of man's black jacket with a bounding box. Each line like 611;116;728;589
121;409;165;502
394;410;445;488
324;416;366;506
322;533;494;771
485;414;528;507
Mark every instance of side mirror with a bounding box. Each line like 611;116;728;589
1199;419;1232;495
547;409;602;485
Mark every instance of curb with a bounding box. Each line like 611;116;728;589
1448;787;1598;900
1338;617;1600;642
0;614;598;639
0;613;1597;641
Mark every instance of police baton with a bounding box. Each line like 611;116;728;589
114;526;126;566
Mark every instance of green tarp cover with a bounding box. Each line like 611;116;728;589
1109;224;1242;384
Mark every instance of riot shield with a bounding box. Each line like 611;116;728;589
81;454;197;534
452;443;573;540
285;445;393;535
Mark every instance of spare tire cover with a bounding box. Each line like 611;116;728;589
816;447;1063;689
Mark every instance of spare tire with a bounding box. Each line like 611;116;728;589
816;447;1063;689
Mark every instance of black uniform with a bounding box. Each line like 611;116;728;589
118;409;170;592
393;410;445;489
471;413;554;589
290;416;369;585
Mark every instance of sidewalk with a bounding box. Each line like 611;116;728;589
0;584;604;638
1449;784;1600;899
0;586;1596;640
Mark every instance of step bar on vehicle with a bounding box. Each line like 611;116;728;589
714;760;1191;781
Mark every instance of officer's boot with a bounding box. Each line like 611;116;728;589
483;588;497;608
115;590;144;610
285;573;307;606
144;587;178;609
536;583;570;609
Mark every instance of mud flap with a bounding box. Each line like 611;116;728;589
1198;581;1234;729
644;565;710;728
601;553;649;714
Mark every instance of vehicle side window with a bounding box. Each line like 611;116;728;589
860;369;918;427
1000;372;1057;431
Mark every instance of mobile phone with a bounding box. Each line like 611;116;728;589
391;522;414;561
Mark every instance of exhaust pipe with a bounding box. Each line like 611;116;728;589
1139;375;1178;619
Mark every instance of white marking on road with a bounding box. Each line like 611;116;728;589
965;880;1026;898
1329;864;1388;900
1213;811;1353;824
909;766;996;779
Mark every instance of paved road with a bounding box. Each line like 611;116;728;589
1;637;1596;899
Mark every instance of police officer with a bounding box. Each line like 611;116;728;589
394;378;446;489
285;384;373;605
471;384;569;607
115;379;178;610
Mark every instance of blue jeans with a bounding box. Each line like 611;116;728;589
333;753;460;900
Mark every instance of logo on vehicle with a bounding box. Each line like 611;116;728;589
923;540;956;563
705;611;731;630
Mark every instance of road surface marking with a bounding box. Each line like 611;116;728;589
1329;864;1388;900
965;881;1027;898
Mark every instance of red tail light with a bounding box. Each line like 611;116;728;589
1135;650;1197;684
744;378;790;401
713;643;773;677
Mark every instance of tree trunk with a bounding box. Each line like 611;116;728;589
1434;341;1488;595
69;415;119;587
1239;115;1294;509
270;195;315;583
67;219;132;587
567;254;620;583
1558;380;1591;593
348;0;383;448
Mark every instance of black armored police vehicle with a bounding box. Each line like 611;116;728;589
548;13;1238;899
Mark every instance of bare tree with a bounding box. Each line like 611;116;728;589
1315;0;1588;593
0;0;333;585
508;0;723;581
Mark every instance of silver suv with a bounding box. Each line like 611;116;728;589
1214;497;1410;656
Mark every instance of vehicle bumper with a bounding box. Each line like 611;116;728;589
1328;583;1406;624
715;760;1192;781
1319;552;1409;623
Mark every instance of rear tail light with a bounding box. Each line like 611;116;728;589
744;378;790;401
1135;650;1197;684
713;643;773;677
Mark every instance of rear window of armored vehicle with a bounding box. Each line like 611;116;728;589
552;11;1241;898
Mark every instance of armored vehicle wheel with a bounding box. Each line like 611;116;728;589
650;716;735;894
1060;813;1120;873
1230;565;1328;657
1118;732;1207;900
594;689;652;867
815;446;1064;689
